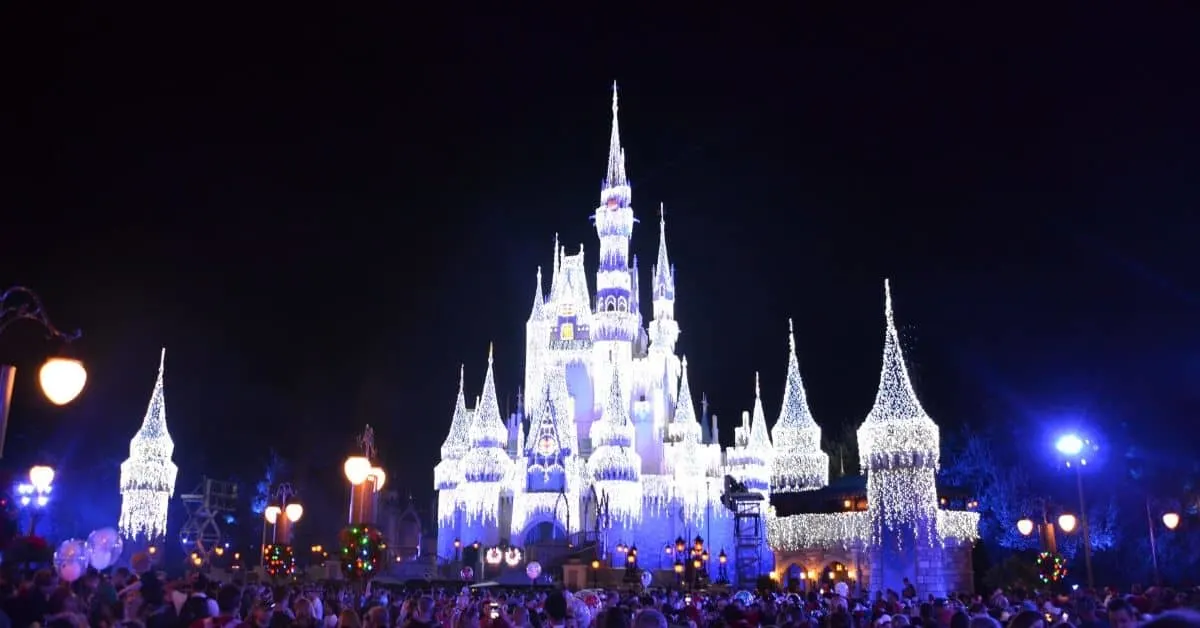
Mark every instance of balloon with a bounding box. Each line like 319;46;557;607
639;570;652;588
569;596;592;628
459;566;474;581
525;561;542;580
835;582;849;598
87;528;124;570
734;590;754;605
54;539;91;583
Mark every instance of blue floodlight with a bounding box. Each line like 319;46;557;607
1055;434;1084;456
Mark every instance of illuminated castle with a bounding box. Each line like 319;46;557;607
433;85;978;593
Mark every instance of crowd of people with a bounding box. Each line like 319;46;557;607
0;565;1197;628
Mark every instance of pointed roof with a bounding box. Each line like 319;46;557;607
604;81;628;191
549;234;561;298
653;203;675;300
630;255;641;317
131;348;174;460
864;280;932;425
857;279;939;469
747;372;773;452
528;267;546;322
528;375;568;466
439;365;471;460
468;343;508;448
591;366;634;447
669;357;703;443
771;319;821;447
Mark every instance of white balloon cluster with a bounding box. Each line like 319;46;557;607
53;527;126;583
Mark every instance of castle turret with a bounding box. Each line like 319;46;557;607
726;373;773;497
119;348;178;541
858;279;941;544
525;266;549;418
458;344;512;527
588;367;643;525
434;365;470;525
665;356;702;446
770;319;830;492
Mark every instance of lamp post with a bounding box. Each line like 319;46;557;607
1016;499;1062;554
19;464;55;535
591;559;600;588
717;549;729;584
1055;434;1096;589
345;426;386;525
1146;498;1182;586
0;287;87;459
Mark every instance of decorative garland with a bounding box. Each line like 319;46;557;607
1036;551;1067;584
265;544;294;577
339;525;385;580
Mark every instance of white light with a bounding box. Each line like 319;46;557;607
369;467;386;492
119;348;178;542
504;547;523;567
1017;518;1035;536
39;357;87;406
458;345;513;524
588;367;642;524
265;505;281;524
485;547;503;565
440;365;472;461
855;281;947;546
771;319;829;493
767;509;980;551
29;465;55;492
1057;513;1077;533
344;456;371;485
35;495;48;507
1162;512;1180;530
1055;435;1084;456
285;503;304;522
726;373;774;496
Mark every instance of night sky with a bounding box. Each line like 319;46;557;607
4;5;1199;544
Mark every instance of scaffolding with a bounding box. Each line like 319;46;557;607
179;477;238;564
721;475;764;588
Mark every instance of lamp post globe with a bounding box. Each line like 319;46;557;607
344;456;371;485
264;505;281;524
1055;434;1084;457
38;357;87;406
369;467;386;491
1162;512;1180;530
285;503;304;522
1057;513;1077;533
29;465;55;492
1016;518;1035;536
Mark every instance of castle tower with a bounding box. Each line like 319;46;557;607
592;82;640;403
434;365;470;527
588;367;642;526
770;319;830;492
726;373;773;497
524;266;549;416
119;348;178;542
857;280;942;591
458;345;512;540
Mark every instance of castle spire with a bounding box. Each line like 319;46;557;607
468;343;507;448
653;203;675;303
119;347;178;541
771;319;829;492
439;364;471;460
857;279;940;471
605;81;627;191
528;267;545;321
748;371;773;451
668;356;702;443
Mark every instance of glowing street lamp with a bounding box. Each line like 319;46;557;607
0;286;86;459
1055;432;1097;589
1162;512;1180;530
1057;513;1078;533
1016;518;1035;536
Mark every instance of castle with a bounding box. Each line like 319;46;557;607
433;84;979;594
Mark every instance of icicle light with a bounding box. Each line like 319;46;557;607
119;348;178;541
588;367;642;524
771;319;830;492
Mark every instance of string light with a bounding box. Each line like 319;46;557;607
771;319;829;493
527;376;568;479
459;345;512;524
119;348;178;541
726;373;773;496
339;525;385;580
767;510;980;551
589;367;642;524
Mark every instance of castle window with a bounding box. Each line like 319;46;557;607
617;297;628;312
560;323;575;341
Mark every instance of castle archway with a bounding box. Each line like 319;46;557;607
524;520;567;546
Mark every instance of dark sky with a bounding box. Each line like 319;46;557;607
4;5;1200;542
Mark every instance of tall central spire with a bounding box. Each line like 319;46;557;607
605;81;627;191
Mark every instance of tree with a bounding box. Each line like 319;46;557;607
940;427;1037;550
